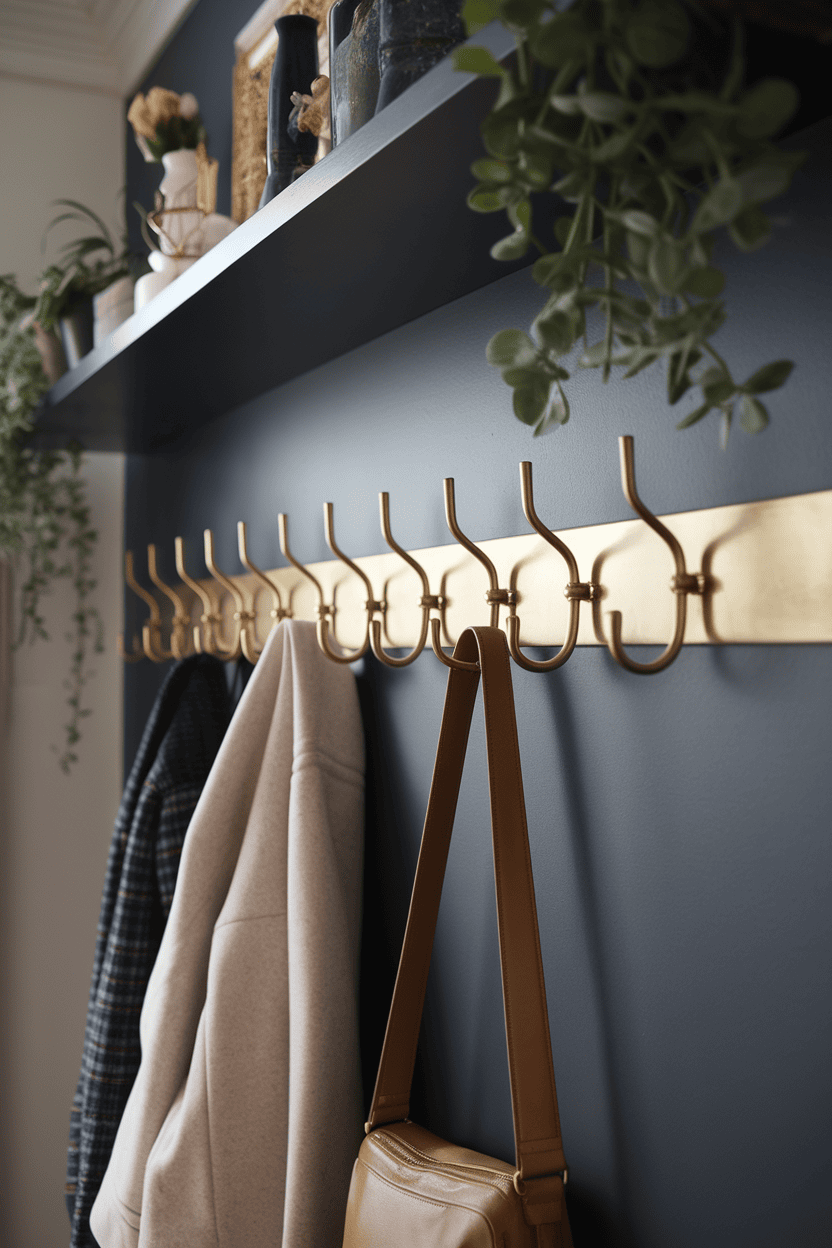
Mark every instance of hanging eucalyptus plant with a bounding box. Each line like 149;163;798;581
454;0;805;443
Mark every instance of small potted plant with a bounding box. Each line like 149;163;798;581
35;200;138;368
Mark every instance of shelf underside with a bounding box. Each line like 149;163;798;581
34;24;522;453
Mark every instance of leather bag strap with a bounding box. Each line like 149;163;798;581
366;626;567;1224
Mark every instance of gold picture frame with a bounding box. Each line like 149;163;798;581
232;0;333;223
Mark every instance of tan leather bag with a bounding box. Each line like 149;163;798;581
342;626;573;1248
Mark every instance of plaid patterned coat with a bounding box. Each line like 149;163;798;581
66;654;232;1248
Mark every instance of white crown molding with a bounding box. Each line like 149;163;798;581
0;0;202;98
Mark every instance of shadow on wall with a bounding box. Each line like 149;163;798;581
543;667;637;1248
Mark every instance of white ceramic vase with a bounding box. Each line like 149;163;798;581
156;148;204;257
136;148;238;311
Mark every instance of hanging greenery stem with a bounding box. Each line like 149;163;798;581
455;0;805;443
0;276;103;772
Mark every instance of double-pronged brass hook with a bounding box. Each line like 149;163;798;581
119;439;707;674
117;550;148;662
203;529;250;662
148;544;192;660
278;511;334;626
118;549;174;663
506;462;596;672
317;502;384;664
370;492;441;667
237;521;290;659
430;477;514;672
604;435;704;674
175;537;223;657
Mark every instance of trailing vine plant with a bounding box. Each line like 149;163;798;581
454;0;805;442
0;276;103;773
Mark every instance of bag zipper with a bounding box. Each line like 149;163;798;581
372;1130;515;1198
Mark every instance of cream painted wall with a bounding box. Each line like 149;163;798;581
0;75;126;1248
0;76;126;291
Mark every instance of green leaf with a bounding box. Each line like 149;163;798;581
619;209;659;237
551;171;590;203
736;78;799;139
739;394;769;434
577;91;627;123
534;392;569;435
471;158;512;183
498;0;547;27
625;230;650;270
549;94;583;115
702;374;735;405
502;366;547;386
531;13;592;67
590;128;635;162
513;383;549;426
729;205;771;252
690;178;742;234
626;0;689;68
487;328;537;367
578;341;608;369
682;265;725;298
531;254;579;292
735;151;805;206
741;359;793;394
648;236;685;294
481;114;525;159
461;0;499;33
467;186;513;212
453;45;506;77
676;402;712;429
622;349;660;379
517;150;553;189
491;230;530;260
508;200;531;231
534;309;575;354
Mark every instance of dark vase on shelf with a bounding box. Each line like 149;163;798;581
59;298;95;370
329;0;380;147
259;14;319;209
375;0;465;115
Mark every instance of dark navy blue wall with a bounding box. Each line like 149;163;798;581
123;7;832;1243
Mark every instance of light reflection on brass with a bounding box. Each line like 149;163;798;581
122;485;832;664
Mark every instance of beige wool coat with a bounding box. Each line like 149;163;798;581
90;621;365;1248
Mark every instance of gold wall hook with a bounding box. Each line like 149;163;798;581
506;461;594;673
175;536;235;658
203;529;246;661
122;548;168;663
148;543;192;660
237;520;289;660
605;435;703;674
318;501;382;664
118;549;145;663
431;477;508;671
371;492;437;667
278;512;333;622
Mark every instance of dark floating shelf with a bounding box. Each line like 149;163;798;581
34;24;523;454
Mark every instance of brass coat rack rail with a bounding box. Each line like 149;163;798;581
120;437;832;673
